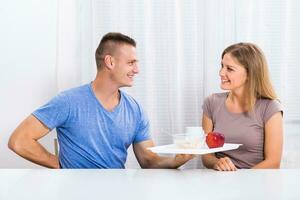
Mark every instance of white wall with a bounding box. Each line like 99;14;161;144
0;0;299;169
0;0;58;168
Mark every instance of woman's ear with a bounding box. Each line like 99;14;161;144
104;55;114;69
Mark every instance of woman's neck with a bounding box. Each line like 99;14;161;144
226;91;248;113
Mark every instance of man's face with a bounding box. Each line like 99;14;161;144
111;44;139;87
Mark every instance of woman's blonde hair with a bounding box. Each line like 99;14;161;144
222;42;277;111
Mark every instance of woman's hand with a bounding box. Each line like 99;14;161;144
213;157;237;171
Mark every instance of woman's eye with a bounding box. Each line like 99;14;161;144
227;67;233;72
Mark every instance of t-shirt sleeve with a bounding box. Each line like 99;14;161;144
133;106;151;143
202;95;213;119
263;99;283;124
32;92;70;130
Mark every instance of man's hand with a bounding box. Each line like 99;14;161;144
173;154;195;168
213;157;237;171
133;140;195;168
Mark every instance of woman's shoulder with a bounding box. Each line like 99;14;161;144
204;92;228;103
203;92;228;112
256;98;283;122
256;98;282;110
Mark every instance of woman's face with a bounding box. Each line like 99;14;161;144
219;53;248;93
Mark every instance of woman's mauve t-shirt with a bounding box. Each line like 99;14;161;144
202;92;283;169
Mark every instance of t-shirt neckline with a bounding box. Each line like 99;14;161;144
88;82;123;114
223;92;248;115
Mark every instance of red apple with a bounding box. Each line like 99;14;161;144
206;132;225;148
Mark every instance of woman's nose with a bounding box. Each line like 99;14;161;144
219;67;225;76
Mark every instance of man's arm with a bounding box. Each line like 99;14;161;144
133;139;194;169
8;115;59;168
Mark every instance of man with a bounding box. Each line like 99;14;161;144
8;32;193;168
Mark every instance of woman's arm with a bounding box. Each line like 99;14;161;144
201;113;237;171
252;112;283;169
201;113;218;168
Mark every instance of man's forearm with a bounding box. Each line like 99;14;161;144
202;154;219;169
152;156;178;169
142;155;192;169
9;139;59;168
139;155;172;169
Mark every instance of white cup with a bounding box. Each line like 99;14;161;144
184;126;205;148
185;126;204;136
173;133;203;148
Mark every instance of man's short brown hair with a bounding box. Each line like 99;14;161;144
95;32;136;70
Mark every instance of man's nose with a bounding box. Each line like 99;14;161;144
133;64;139;74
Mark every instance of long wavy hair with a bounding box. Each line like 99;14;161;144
222;43;277;111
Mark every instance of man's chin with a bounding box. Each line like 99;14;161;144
120;83;134;88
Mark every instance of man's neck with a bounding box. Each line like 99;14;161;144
91;72;120;111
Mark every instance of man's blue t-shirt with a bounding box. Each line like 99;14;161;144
32;83;150;168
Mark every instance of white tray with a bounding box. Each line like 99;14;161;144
147;143;242;155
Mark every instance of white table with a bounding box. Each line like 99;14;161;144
0;169;299;200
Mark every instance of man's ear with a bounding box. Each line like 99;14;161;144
103;55;114;69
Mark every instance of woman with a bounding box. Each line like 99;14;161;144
202;43;283;171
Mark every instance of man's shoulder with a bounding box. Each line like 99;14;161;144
49;84;92;107
120;90;140;106
59;83;91;98
119;90;146;116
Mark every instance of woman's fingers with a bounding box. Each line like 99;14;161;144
214;157;237;171
224;157;237;171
